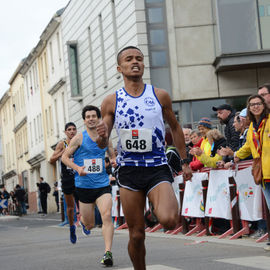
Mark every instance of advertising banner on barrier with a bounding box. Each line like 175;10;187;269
181;172;208;218
111;185;124;217
172;175;183;206
205;170;232;220
235;166;262;221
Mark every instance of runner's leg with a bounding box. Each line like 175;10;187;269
96;193;114;252
79;201;95;230
148;182;178;230
120;188;146;270
64;194;75;226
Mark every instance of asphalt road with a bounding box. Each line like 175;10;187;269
0;213;270;270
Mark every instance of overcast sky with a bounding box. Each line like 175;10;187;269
0;0;69;99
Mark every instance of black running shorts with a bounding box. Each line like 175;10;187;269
61;177;75;195
117;164;173;195
75;185;112;203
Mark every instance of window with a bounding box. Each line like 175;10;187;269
151;51;167;67
147;8;164;23
216;0;270;54
57;32;62;62
67;42;81;97
176;96;248;129
145;0;172;93
149;29;165;45
49;41;54;73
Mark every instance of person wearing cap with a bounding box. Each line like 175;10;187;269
212;104;240;152
189;118;212;167
258;84;270;108
197;117;212;156
218;110;252;166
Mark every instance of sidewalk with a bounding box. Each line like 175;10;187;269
0;212;61;222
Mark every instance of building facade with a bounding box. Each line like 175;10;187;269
8;61;32;209
61;0;270;134
0;89;18;192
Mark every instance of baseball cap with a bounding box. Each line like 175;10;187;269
239;108;247;118
212;104;233;112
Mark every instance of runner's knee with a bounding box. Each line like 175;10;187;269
129;229;145;246
158;212;178;230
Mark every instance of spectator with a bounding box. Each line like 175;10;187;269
38;177;51;216
218;109;252;167
183;128;193;163
0;186;10;215
189;130;204;171
212;104;240;152
14;184;26;216
234;94;270;250
197;117;212;158
52;182;59;212
258;83;270;108
190;129;226;168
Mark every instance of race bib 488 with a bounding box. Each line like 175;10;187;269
84;158;103;174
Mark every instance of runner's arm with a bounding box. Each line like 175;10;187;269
49;141;64;164
62;133;86;176
156;88;192;180
96;93;116;148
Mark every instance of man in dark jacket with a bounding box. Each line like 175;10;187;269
14;184;26;216
212;104;240;151
38;177;51;216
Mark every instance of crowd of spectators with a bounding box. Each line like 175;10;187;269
0;185;27;216
165;83;270;247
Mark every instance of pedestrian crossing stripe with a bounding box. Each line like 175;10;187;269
118;266;182;270
216;256;270;270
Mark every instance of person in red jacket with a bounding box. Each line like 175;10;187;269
189;130;204;171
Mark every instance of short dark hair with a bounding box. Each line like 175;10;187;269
258;83;270;94
117;46;143;64
65;122;76;131
247;94;269;122
40;177;44;181
82;105;101;120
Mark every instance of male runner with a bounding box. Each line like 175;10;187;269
62;105;115;266
96;46;193;270
50;122;78;244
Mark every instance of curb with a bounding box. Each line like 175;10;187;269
0;215;20;222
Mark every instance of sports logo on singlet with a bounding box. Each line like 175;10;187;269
84;158;103;174
144;97;155;107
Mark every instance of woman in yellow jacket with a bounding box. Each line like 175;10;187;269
234;94;270;249
190;129;226;168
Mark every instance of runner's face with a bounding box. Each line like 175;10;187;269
65;126;77;140
117;49;144;79
84;110;99;129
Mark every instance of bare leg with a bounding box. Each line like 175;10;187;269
79;201;95;230
96;193;114;252
120;188;146;270
148;182;178;230
64;194;75;226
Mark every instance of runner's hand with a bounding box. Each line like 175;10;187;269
96;120;108;139
182;164;192;181
77;166;87;176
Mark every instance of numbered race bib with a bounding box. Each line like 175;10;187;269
84;158;103;174
120;128;152;152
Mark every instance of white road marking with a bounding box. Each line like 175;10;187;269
216;256;270;270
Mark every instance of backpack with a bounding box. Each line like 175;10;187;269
46;183;51;194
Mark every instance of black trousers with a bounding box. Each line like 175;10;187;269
40;194;47;214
